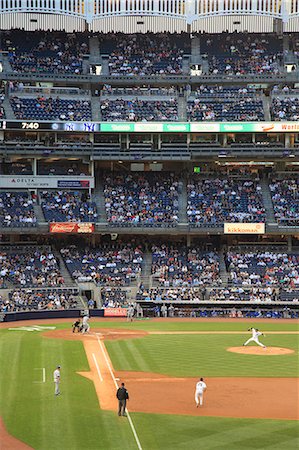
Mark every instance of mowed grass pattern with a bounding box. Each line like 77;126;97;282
106;334;298;377
0;330;140;449
0;320;298;450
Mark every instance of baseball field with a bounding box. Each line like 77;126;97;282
0;318;298;450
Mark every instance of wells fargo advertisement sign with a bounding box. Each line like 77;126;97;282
49;223;95;233
104;307;127;317
224;223;265;234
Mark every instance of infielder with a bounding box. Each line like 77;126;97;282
195;377;207;407
243;327;266;348
53;365;61;396
82;315;90;334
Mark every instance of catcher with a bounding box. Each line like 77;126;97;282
72;319;82;333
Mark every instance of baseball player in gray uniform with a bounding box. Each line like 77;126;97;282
53;365;61;396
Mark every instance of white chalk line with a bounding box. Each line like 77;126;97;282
95;333;143;450
92;353;103;382
33;367;46;384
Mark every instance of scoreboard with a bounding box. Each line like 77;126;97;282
1;120;299;133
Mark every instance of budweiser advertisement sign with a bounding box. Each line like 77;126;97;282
224;223;265;234
49;223;95;233
104;307;127;317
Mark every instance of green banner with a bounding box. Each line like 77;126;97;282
162;123;190;132
100;123;135;132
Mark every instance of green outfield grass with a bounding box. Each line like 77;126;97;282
0;319;298;450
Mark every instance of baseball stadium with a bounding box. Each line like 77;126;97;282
0;1;299;449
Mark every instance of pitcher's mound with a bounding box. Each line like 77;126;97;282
227;346;294;355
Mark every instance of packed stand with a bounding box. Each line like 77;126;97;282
0;249;64;287
201;32;282;75
271;97;299;120
40;191;97;223
187;98;264;121
100;98;178;121
187;177;265;225
10;96;91;121
226;250;299;286
101;288;128;307
0;289;78;312
136;287;204;302
0;192;36;227
100;85;177;96
151;244;221;287
102;33;189;76
4;30;89;74
103;172;179;226
209;286;278;302
269;178;298;226
60;243;143;286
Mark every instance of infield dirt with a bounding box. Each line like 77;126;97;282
43;328;299;421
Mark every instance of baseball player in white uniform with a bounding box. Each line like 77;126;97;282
243;327;266;348
53;365;61;396
195;377;207;407
82;315;90;334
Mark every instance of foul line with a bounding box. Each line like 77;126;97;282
92;353;103;382
33;368;46;384
95;333;143;450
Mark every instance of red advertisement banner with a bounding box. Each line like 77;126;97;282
49;223;95;233
104;307;127;317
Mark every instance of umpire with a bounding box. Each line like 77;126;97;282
72;319;81;333
116;382;129;416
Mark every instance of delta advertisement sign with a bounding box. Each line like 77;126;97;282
224;223;265;234
0;176;94;189
49;223;95;233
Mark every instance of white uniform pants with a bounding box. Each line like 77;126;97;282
243;337;265;347
82;324;90;333
195;391;204;406
55;381;60;395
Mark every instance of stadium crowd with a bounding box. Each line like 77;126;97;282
269;178;299;225
10;96;91;121
0;192;37;227
103;172;179;226
151;244;221;287
0;289;78;312
100;98;178;121
60;243;143;285
226;251;299;286
271;97;299;120
104;32;188;76
0;250;64;287
40;191;97;223
201;32;282;75
187;177;265;225
5;30;89;74
101;287;128;307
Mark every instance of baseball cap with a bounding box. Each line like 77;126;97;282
57;365;61;368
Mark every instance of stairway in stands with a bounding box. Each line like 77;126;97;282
177;94;187;121
261;178;276;224
33;204;46;224
262;94;272;121
178;177;188;224
139;250;153;290
93;180;107;223
91;96;101;121
53;250;75;286
219;247;229;286
2;96;15;120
